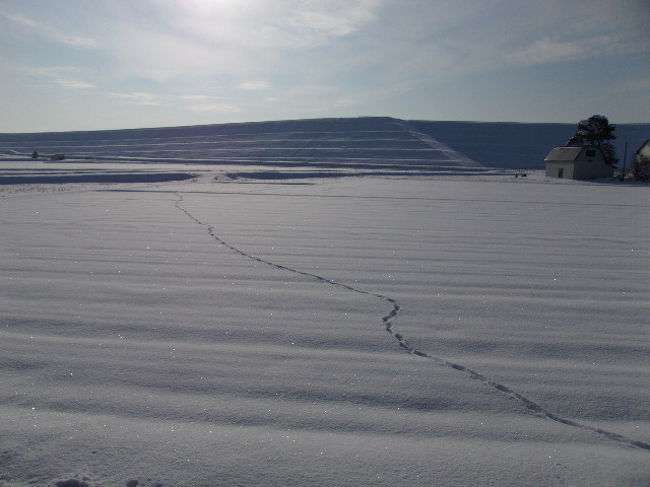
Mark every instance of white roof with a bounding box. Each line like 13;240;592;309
544;146;587;162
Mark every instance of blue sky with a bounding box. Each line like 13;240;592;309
1;0;648;132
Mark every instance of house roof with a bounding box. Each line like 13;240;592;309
635;139;650;156
544;146;584;162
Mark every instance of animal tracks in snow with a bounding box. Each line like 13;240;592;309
173;192;649;453
174;192;401;331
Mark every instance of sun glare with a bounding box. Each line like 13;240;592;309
182;0;241;13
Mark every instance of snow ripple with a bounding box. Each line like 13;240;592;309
174;192;650;453
394;336;650;452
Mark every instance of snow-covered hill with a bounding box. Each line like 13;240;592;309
0;118;479;174
2;117;645;172
410;120;649;169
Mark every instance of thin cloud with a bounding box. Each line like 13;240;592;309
111;92;242;112
98;1;381;86
506;34;649;68
178;94;242;112
2;10;97;49
2;0;649;129
55;79;95;89
55;34;97;49
506;38;586;67
2;12;37;27
186;103;241;113
286;0;381;42
112;92;161;106
357;0;650;86
179;95;212;102
107;27;238;82
153;0;381;50
20;66;95;90
238;81;271;91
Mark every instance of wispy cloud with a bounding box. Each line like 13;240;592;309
185;103;241;113
2;11;97;48
179;94;241;112
55;79;95;89
55;34;97;49
506;38;587;67
284;0;381;44
161;0;382;50
238;81;271;91
107;28;235;82
111;92;160;106
97;0;382;85
111;92;242;112
21;66;95;89
2;0;649;130
179;95;213;102
3;12;37;27
506;33;649;68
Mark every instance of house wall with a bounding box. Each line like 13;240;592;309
573;150;613;179
636;141;650;162
545;161;574;179
573;161;614;179
545;147;614;179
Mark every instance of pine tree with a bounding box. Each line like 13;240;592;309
566;115;617;167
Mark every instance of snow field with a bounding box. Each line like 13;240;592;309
1;175;649;486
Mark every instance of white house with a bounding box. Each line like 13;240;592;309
544;146;613;180
631;139;650;181
635;139;650;162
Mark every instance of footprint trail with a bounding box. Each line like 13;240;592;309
174;192;650;452
174;193;400;328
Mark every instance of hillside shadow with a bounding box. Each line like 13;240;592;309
0;172;195;185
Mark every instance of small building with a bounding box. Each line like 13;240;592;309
631;139;650;181
544;146;613;180
635;139;650;163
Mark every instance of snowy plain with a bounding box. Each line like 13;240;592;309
1;119;649;486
